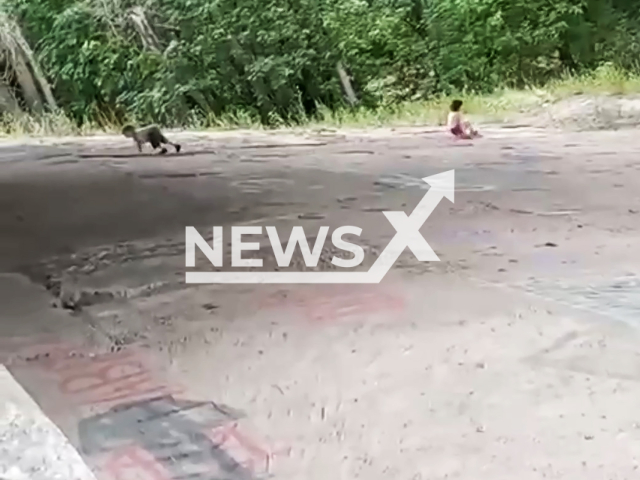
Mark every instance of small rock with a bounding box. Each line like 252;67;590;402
535;242;558;248
298;213;325;220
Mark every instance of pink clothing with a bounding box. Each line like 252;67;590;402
450;124;464;136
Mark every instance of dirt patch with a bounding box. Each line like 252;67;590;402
526;94;640;130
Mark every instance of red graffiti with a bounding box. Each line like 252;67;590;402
207;423;275;474
259;286;405;321
19;344;179;408
101;446;172;480
58;357;171;405
2;337;286;479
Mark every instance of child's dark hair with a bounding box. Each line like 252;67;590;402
450;99;463;112
122;124;136;136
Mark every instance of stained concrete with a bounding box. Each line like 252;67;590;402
2;126;640;479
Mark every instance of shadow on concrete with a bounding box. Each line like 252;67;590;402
0;166;264;271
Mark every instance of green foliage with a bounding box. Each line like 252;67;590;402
1;0;639;128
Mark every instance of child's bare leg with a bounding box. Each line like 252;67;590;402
463;121;480;137
469;126;481;138
160;135;181;153
150;139;167;154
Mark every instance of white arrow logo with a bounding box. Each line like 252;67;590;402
186;170;454;284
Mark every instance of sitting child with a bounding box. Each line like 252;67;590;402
447;99;480;139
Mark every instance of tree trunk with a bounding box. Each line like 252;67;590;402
12;51;43;113
129;6;162;53
0;80;22;114
15;33;57;109
0;12;57;112
337;61;358;106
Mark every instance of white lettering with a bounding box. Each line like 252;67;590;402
267;226;329;267
232;226;262;267
185;227;223;267
331;226;365;268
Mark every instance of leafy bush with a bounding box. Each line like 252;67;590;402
2;0;639;127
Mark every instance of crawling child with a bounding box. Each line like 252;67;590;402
447;99;480;139
122;124;181;154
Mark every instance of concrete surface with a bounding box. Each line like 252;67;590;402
2;125;640;479
0;365;97;480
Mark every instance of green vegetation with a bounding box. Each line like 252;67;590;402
0;0;640;134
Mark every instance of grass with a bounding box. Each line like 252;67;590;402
3;63;640;138
307;63;640;130
548;62;640;97
0;110;97;138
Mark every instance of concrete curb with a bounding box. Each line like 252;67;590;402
0;365;97;480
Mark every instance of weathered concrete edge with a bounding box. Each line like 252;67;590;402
0;364;97;480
